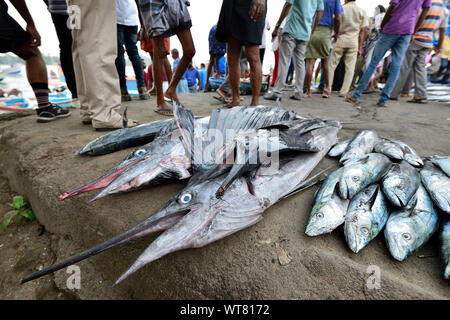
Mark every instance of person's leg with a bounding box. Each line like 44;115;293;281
163;55;173;84
412;46;429;99
391;45;416;99
123;25;149;99
352;33;397;102
292;40;307;99
259;48;265;66
226;36;243;106
442;59;450;83
204;55;214;92
327;47;343;94
115;24;127;90
153;36;171;112
304;58;316;97
378;35;412;105
73;0;124;128
340;48;358;96
401;71;414;95
269;34;295;97
50;13;77;98
246;44;262;106
164;27;195;103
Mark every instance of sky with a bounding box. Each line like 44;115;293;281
5;0;390;72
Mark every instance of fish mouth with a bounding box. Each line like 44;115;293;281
59;158;143;200
21;206;191;284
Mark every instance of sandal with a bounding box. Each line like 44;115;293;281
407;97;428;104
345;96;358;104
322;89;330;99
377;102;387;108
155;107;174;116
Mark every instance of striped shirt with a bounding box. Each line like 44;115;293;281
48;0;68;15
413;0;449;48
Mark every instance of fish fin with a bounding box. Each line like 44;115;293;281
173;104;197;167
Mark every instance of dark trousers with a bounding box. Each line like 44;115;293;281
51;13;78;98
115;24;145;89
259;48;265;65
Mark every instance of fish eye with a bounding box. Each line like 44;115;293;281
351;215;358;222
352;176;360;182
402;233;411;240
316;212;324;219
135;149;146;157
360;227;369;235
179;193;192;204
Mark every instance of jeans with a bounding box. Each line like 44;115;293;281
115;24;145;89
353;33;412;104
51;13;78;98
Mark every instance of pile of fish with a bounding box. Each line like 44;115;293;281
22;105;342;285
20;106;449;286
307;130;449;278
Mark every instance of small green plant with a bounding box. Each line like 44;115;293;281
1;196;35;231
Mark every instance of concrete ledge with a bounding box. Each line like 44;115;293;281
0;93;448;299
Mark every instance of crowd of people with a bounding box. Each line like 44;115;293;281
0;0;448;129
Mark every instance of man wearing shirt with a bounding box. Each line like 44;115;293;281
304;0;343;98
264;0;324;101
391;0;449;103
115;0;150;102
348;0;432;107
327;0;368;98
183;63;201;93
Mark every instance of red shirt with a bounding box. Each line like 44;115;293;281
148;64;168;83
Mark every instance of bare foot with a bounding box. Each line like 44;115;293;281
303;93;312;99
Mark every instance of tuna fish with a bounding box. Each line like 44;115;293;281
430;155;450;177
339;130;378;164
328;139;350;157
381;161;420;207
339;153;392;200
374;138;404;160
305;168;349;236
420;161;450;214
384;185;439;261
440;218;450;279
389;139;423;167
344;185;389;253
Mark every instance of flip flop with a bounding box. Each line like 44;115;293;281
377;102;387;108
407;98;428;104
213;96;227;103
346;96;358;104
219;103;238;109
322;89;330;99
154;107;174;116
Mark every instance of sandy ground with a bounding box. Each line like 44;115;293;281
0;88;449;300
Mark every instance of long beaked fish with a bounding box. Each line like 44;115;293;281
344;185;389;253
339;153;392;200
305;168;349;236
339;130;378;164
21;124;340;285
77;118;176;156
420;161;450;214
381;160;420;207
384;185;439;261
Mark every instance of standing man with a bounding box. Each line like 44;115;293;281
304;0;343;98
115;0;150;102
68;0;137;130
199;63;207;91
391;0;448;103
44;0;78;107
216;0;267;107
264;0;324;102
0;0;70;122
327;0;368;98
171;49;182;76
259;17;271;65
347;0;432;108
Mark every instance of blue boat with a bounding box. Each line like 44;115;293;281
0;96;31;111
